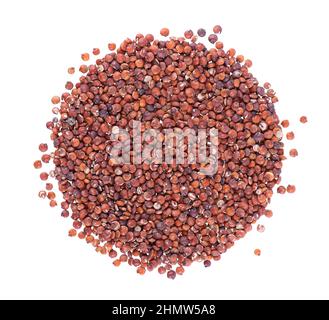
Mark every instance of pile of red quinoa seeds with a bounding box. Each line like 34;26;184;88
34;25;307;279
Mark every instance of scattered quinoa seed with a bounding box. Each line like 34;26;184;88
281;120;290;128
286;132;295;140
197;28;206;37
208;34;218;44
39;143;48;152
167;270;176;280
204;260;211;268
257;225;265;233
254;249;261;256
92;48;100;55
33;160;42;169
81;53;90;61
184;30;193;39
287;185;296;193
277;186;287;194
68;229;77;237
300;116;308;124
265;210;273;218
160;28;170;37
289;148;298;157
46;183;53;190
38;191;47;199
108;43;116;51
67;67;75;74
49;200;57;207
40;172;49;181
51;96;60;105
213;25;222;34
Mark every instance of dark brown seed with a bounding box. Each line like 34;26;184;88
204;260;211;267
208;34;218;44
167;270;176;280
197;28;206;37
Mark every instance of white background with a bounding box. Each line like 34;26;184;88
0;0;328;300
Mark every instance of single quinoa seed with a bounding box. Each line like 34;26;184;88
47;192;56;200
65;81;74;90
158;267;166;275
213;25;222;34
46;183;53;191
197;28;206;37
167;270;176;280
277;186;287;194
300;116;308;124
137;266;146;275
254;249;261;256
184;30;193;39
34;160;42;169
289;148;298;157
108;43;116;51
49;200;57;207
265;210;273;218
176;266;185;275
287;185;296;193
160;28;170;37
257;225;265;233
208;34;218;44
39;143;48;152
79;65;88;73
92;48;100;55
67;67;75;74
281;120;290;128
40;172;49;181
113;259;121;267
204;260;211;268
38;191;47;199
286;131;295;140
81;53;90;61
68;229;77;237
51;96;60;105
41;154;51;163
